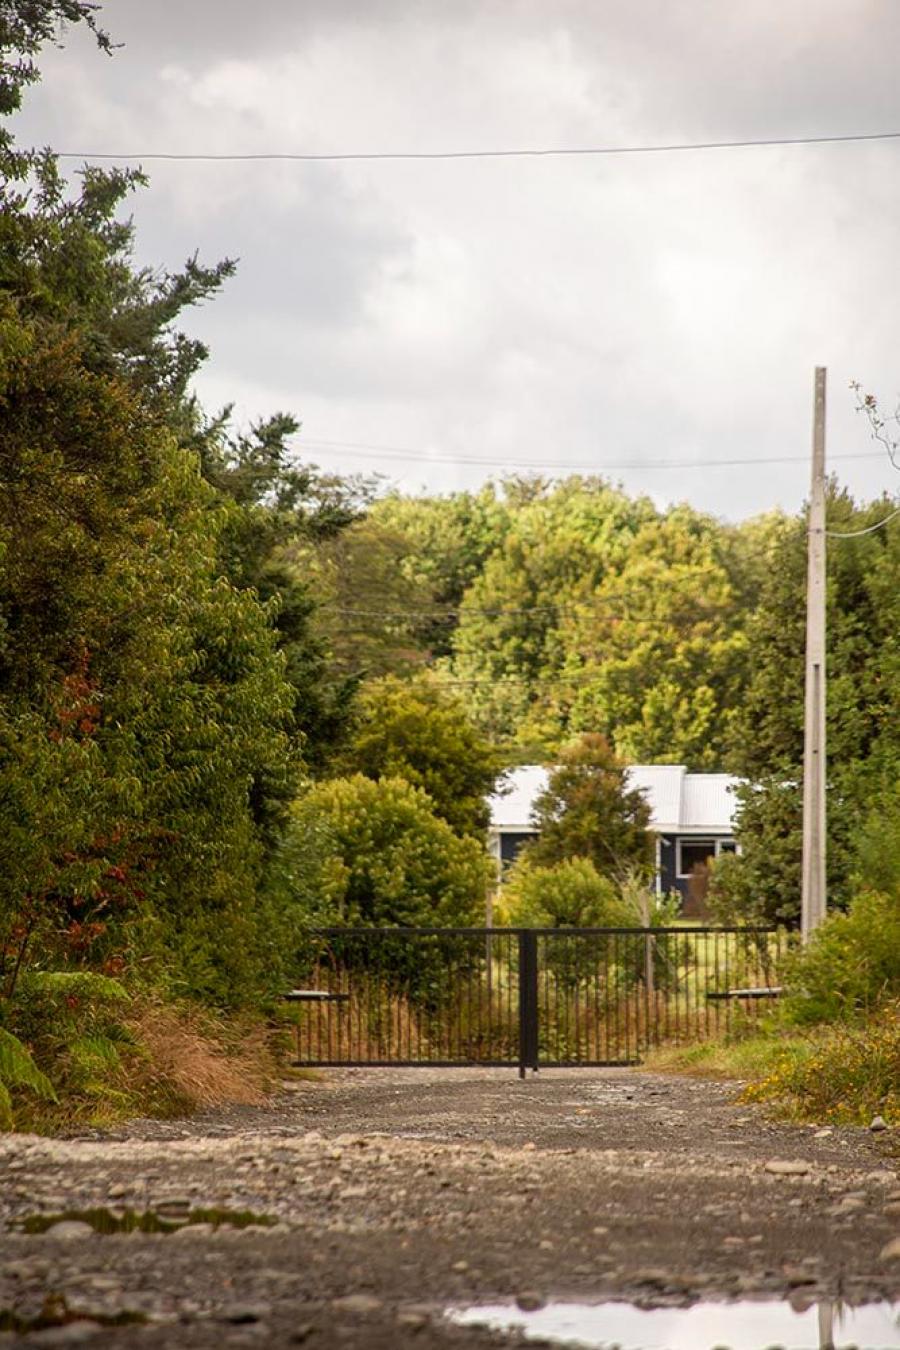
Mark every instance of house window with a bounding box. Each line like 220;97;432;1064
676;838;737;877
677;839;716;878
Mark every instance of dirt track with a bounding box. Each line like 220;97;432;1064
1;1067;899;1346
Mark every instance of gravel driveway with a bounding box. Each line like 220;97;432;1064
1;1067;899;1346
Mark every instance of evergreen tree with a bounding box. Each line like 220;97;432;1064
714;487;900;923
524;734;653;880
333;674;503;837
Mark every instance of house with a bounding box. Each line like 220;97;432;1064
487;763;740;915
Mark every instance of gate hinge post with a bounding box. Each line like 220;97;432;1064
518;929;539;1078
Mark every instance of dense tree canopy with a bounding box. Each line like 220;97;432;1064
713;486;900;922
333;675;502;837
287;776;491;928
0;273;296;1003
372;479;777;767
0;7;343;1005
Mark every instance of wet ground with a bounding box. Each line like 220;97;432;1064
1;1067;899;1347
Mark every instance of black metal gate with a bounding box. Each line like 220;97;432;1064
288;926;786;1076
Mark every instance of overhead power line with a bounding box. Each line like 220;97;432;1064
322;601;726;623
56;130;900;164
300;439;887;473
413;672;604;690
324;605;584;618
317;566;754;624
826;502;900;538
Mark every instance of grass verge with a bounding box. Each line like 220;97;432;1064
646;1001;900;1127
12;997;284;1134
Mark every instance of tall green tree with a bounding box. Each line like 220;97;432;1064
540;508;756;766
198;409;375;779
524;734;653;879
0;303;296;1003
0;5;308;1004
295;514;439;681
715;486;900;923
333;674;502;836
369;486;512;657
449;478;657;747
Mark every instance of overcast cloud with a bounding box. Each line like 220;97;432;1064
13;1;900;518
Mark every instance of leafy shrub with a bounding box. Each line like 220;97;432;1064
285;774;492;928
742;1002;900;1124
333;674;502;836
780;890;900;1025
501;856;631;928
706;848;771;926
1;970;277;1130
282;776;493;1008
500;857;665;992
1;970;131;1127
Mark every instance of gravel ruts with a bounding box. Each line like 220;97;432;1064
1;1067;898;1346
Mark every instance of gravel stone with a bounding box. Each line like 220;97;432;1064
42;1221;96;1240
332;1294;384;1315
220;1303;272;1323
28;1325;104;1345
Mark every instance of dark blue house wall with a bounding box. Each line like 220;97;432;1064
500;832;537;866
499;829;731;904
658;834;680;896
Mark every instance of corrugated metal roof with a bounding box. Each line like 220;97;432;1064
627;764;685;832
489;765;549;830
679;773;740;832
488;764;740;835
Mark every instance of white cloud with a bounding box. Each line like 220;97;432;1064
12;0;900;517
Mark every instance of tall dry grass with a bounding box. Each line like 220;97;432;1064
126;1001;278;1116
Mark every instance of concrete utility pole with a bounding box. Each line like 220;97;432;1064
801;367;827;941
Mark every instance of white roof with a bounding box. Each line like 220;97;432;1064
489;765;549;831
489;764;739;836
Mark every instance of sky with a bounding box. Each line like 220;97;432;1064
13;0;900;519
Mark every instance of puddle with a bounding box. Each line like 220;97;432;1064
448;1298;900;1349
18;1206;276;1235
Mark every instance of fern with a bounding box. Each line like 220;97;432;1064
0;1082;12;1131
23;972;129;1003
0;1027;57;1119
69;1034;122;1073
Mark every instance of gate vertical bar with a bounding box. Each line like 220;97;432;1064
518;930;539;1078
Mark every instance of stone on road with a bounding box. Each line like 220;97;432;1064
0;1067;898;1348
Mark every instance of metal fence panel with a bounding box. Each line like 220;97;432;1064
287;927;790;1074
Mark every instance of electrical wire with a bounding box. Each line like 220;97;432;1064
324;607;718;625
55;129;900;164
317;573;748;623
300;440;887;473
826;503;900;538
337;670;606;690
324;605;582;618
